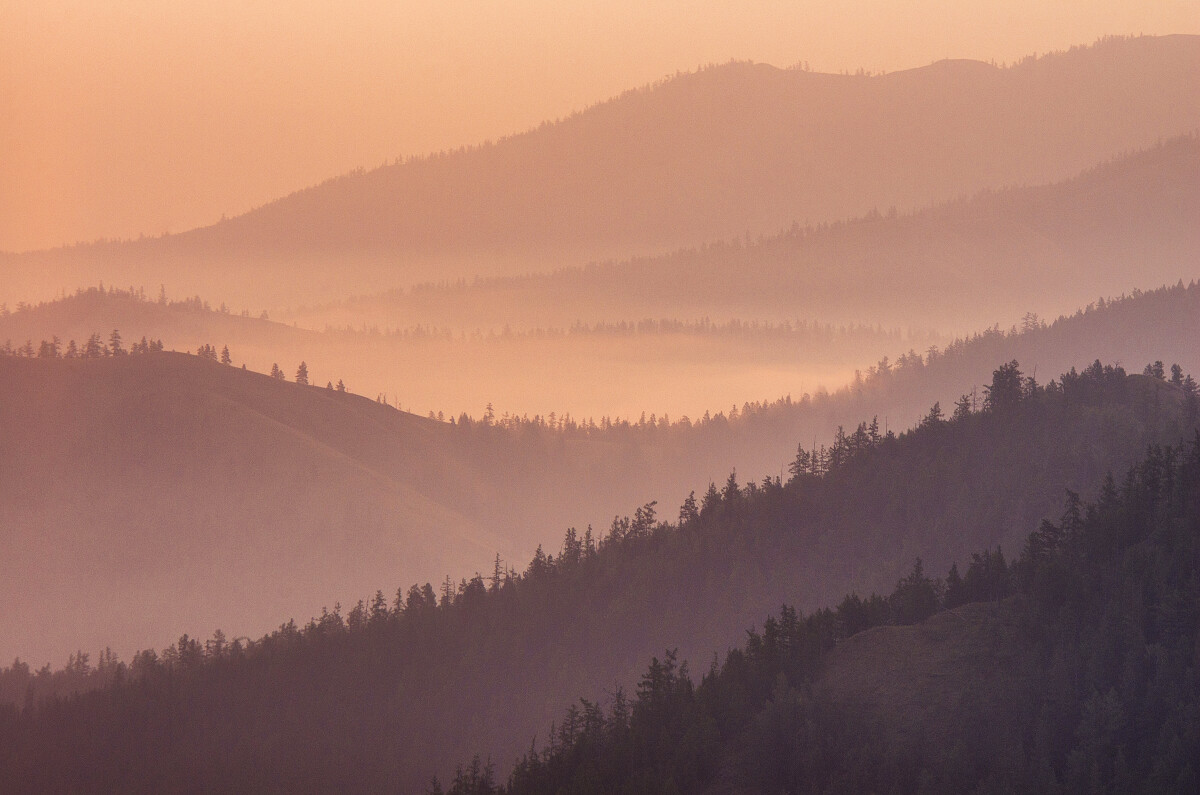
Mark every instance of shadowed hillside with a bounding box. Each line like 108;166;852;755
0;353;492;666
1;353;719;665
1;363;1193;792
4;35;1198;308
9;280;1200;667
440;434;1200;792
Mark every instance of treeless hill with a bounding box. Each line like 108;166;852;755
10;280;1200;527
819;601;1033;760
4;35;1198;309
0;353;694;665
0;353;487;665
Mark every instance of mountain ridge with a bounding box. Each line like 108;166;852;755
4;35;1197;309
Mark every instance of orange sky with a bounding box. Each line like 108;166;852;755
2;0;1198;253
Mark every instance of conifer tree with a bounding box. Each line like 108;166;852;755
678;491;699;526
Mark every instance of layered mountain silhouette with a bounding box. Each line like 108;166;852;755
0;287;945;420
4;35;1198;308
2;362;1191;791
8;280;1200;668
4;132;1198;423
291;134;1200;333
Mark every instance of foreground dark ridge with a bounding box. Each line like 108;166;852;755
443;436;1200;794
1;360;1194;791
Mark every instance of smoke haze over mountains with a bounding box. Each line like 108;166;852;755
3;21;1200;793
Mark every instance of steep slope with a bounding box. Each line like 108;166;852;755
0;354;492;666
2;353;720;665
1;364;1192;791
9;279;1200;665
4;35;1198;308
471;440;1200;794
293;135;1200;333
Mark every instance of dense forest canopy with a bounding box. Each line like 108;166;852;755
438;434;1200;793
5;23;1200;795
2;358;1195;791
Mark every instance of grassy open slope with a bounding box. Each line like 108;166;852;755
9;274;1200;666
820;601;1032;756
0;353;498;664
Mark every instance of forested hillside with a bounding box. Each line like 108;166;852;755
3;35;1197;309
289;135;1200;333
8;280;1200;667
2;360;1193;791
8;273;1200;435
445;435;1200;793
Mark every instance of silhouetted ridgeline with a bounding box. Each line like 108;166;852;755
440;438;1200;793
8;280;1200;666
10;278;1200;452
284;134;1200;333
3;35;1197;308
1;360;1194;791
0;283;943;420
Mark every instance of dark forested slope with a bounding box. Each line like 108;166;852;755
2;361;1194;792
450;438;1200;794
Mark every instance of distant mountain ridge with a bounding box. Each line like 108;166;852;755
288;135;1200;333
4;35;1198;308
10;278;1200;668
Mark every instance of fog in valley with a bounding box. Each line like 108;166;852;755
3;20;1200;793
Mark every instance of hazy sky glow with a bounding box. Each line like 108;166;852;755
2;0;1197;252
